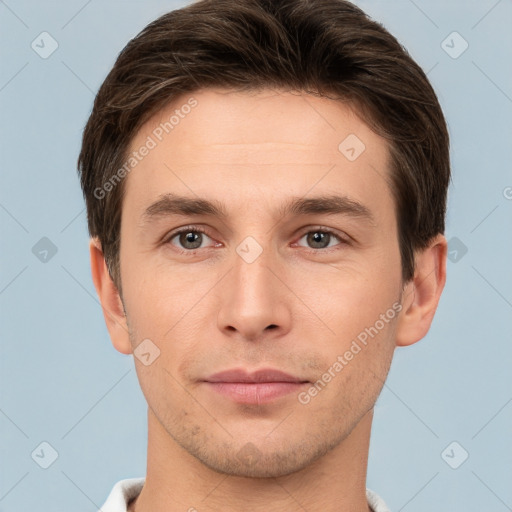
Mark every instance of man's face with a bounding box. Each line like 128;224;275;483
118;88;403;477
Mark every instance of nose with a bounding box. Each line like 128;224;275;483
216;242;292;342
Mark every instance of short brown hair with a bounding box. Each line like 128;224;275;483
78;0;450;291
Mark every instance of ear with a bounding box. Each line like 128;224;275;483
395;234;447;347
89;237;132;355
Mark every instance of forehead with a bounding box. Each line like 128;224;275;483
123;87;392;218
132;87;385;153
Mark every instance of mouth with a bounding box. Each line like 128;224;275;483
202;368;310;404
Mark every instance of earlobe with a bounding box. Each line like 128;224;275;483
89;237;133;355
395;234;447;347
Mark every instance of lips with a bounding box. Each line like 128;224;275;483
204;368;309;384
202;368;309;404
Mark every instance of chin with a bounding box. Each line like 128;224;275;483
189;438;335;479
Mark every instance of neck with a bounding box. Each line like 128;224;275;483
129;408;374;512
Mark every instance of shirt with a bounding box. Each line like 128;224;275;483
99;477;391;511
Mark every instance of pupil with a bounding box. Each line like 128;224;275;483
309;232;328;248
181;231;201;249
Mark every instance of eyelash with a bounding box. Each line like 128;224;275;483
163;225;349;255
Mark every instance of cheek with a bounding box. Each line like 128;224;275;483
123;270;215;391
120;244;201;329
289;258;401;340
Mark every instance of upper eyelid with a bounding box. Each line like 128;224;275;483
165;225;212;242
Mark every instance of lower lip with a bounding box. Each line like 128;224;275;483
204;382;308;404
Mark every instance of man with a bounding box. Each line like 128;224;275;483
78;0;449;510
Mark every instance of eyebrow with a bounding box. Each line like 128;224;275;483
140;192;375;226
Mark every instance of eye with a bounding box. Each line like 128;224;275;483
165;227;216;251
163;225;348;254
295;228;346;251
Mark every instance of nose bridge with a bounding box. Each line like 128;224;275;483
232;234;277;304
216;232;291;340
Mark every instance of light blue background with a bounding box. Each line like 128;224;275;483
1;1;511;511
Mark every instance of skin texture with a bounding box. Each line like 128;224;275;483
90;88;447;512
